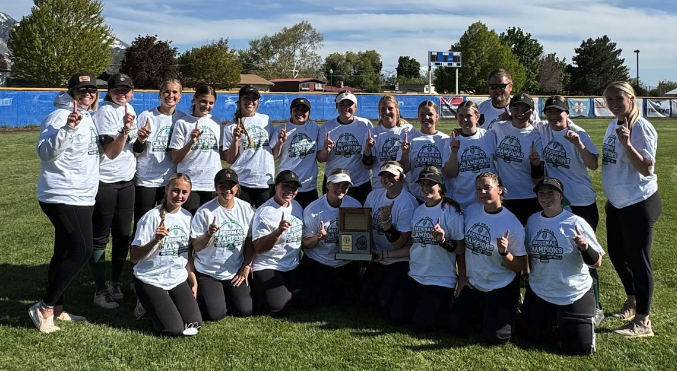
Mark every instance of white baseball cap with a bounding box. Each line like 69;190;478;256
335;92;357;105
327;173;353;185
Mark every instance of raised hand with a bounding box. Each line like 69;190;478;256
316;220;327;240
365;129;375;153
191;120;203;143
450;130;461;154
564;128;584;149
615;116;631;146
400;132;411;156
496;230;509;255
278;123;288;143
380;201;394;226
276;212;291;236
66;99;82;128
324;132;335;152
155;219;168;242
573;225;588;251
207;216;220;238
137;117;152;142
528;141;541;166
123;103;135;130
431;217;445;242
233;119;244;141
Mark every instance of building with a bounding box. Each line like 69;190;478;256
239;74;274;92
269;78;327;93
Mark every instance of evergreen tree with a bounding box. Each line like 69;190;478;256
120;35;179;89
396;56;421;80
0;55;8;71
8;0;114;87
567;35;629;95
179;39;241;89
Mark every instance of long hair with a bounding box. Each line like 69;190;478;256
420;166;461;213
377;95;405;127
604;81;640;131
160;173;193;217
232;96;255;149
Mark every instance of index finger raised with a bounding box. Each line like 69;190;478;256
73;99;78;113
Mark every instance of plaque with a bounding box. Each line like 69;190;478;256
335;207;373;261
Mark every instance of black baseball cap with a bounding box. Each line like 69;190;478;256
291;97;311;110
533;177;564;194
510;92;534;109
543;96;569;113
415;170;443;185
238;85;261;99
68;72;97;91
214;168;238;184
275;170;302;187
108;73;134;89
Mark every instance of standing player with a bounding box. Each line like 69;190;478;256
477;69;539;130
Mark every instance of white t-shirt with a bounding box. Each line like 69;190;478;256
525;210;605;306
93;101;137;183
601;117;658;208
302;195;362;268
535;121;598;206
397;130;450;201
191;198;254;281
133;206;192;290
318;116;374;187
442;128;497;209
135;108;185;187
37;94;100;206
478;99;540;131
168;114;222;192
491;122;543;200
408;201;465;288
365;123;415;192
251;198;303;272
463;203;526;292
272;120;320;192
222;113;275;188
364;188;418;265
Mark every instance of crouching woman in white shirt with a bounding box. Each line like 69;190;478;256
131;173;202;336
520;177;603;355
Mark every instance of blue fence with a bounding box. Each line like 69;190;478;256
1;90;676;127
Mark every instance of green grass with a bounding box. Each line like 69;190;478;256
1;119;676;370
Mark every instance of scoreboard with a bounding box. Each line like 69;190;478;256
429;51;462;67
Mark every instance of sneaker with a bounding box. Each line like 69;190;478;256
55;311;87;322
614;320;654;338
593;308;605;327
108;281;124;301
28;302;60;333
613;300;636;320
134;298;149;320
93;289;119;309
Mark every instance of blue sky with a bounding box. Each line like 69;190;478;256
2;0;676;87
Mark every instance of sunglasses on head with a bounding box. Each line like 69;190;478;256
489;83;510;90
76;87;97;94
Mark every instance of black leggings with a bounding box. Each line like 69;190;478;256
294;189;319;209
251;268;309;317
503;197;541;226
91;180;135;291
570;202;601;310
322;175;372;206
133;277;202;337
133;185;165;236
448;275;520;345
390;275;454;332
39;202;94;307
184;190;215;215
520;287;595;355
302;257;360;305
360;261;409;313
606;191;662;316
240;185;274;208
195;271;253;320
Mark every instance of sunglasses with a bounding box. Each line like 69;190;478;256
76;87;98;94
489;83;510;90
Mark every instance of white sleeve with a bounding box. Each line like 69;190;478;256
95;107;123;136
190;208;210;238
394;201;414;233
36;111;77;162
168;120;187;149
631;122;657;164
444;207;465;241
222;123;234;151
252;209;276;241
132;211;157;247
302;208;319;238
507;223;527;256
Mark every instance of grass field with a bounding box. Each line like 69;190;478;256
1;119;676;370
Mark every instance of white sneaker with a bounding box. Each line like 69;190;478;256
93;289;119;309
28;302;60;333
108;281;124;301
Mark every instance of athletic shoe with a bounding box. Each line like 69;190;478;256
55;311;87;322
108;281;124;301
28;302;60;333
614;320;654;338
93;289;119;309
593;308;605;327
183;322;200;336
613;300;636;320
134;299;149;320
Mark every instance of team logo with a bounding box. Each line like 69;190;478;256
214;218;245;250
486;118;501;130
356;235;368;251
159;225;190;257
371;206;391;235
496;135;524;163
151;125;172;153
241;125;270;151
602;135;617;165
285;216;303;244
414;143;442;168
543;140;571;168
192;126;219;152
529;229;564;262
334;133;362;157
572;100;587;115
88;126;99;155
378;136;402;162
465;222;493;256
288;133;315;159
459;146;491;173
412;217;435;246
325;218;339;244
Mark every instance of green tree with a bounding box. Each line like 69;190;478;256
238;21;323;80
179;39;241;89
433;22;525;94
566;35;629;95
648;80;677;97
0;55;8;71
396;56;421;80
323;50;382;93
8;0;114;87
120;35;179;89
537;53;570;95
499;27;543;93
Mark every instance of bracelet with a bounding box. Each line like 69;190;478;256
498;250;509;257
119;128;131;135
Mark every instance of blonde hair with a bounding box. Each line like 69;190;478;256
377;95;405;127
417;100;439;122
456;100;480;116
604;81;640;130
160;79;183;94
328;168;350;177
161;173;193;216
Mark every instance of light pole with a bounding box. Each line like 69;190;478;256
634;50;640;89
329;68;333;91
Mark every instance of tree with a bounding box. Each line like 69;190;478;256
566;35;629;95
238;21;323;80
537;53;570;95
396;56;421;80
0;55;8;71
179;39;241;89
120;35;179;89
323;50;382;92
433;22;525;94
648;80;677;97
8;0;114;87
499;27;543;93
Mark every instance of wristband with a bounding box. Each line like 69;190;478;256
498;250;509;257
580;245;600;265
384;224;401;242
530;162;544;179
361;153;374;166
133;139;146;153
437;238;458;253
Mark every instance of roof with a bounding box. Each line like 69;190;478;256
239;74;274;86
665;88;677;96
323;85;361;93
269;78;327;83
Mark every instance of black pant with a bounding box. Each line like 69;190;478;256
448;275;520;345
294;189;319;209
252;267;309;316
184;190;215;215
195;271;253;320
570;202;601;310
302;257;360;305
322;175;372;206
92;180;135;289
240;185;273;208
520;287;595;355
133;277;202;337
390;275;453;332
606;191;662;316
133;185;165;236
39;202;94;307
503;197;541;226
360;261;409;313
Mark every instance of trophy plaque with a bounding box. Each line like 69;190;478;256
335;207;373;261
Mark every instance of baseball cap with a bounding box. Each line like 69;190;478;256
327;172;353;186
415;170;443;185
510;92;534;109
275;170;302;187
214;168;238;184
238;85;261;99
68;72;97;91
378;162;404;177
543;96;569;112
291;97;311;110
108;73;134;89
335;92;357;105
533;177;564;194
